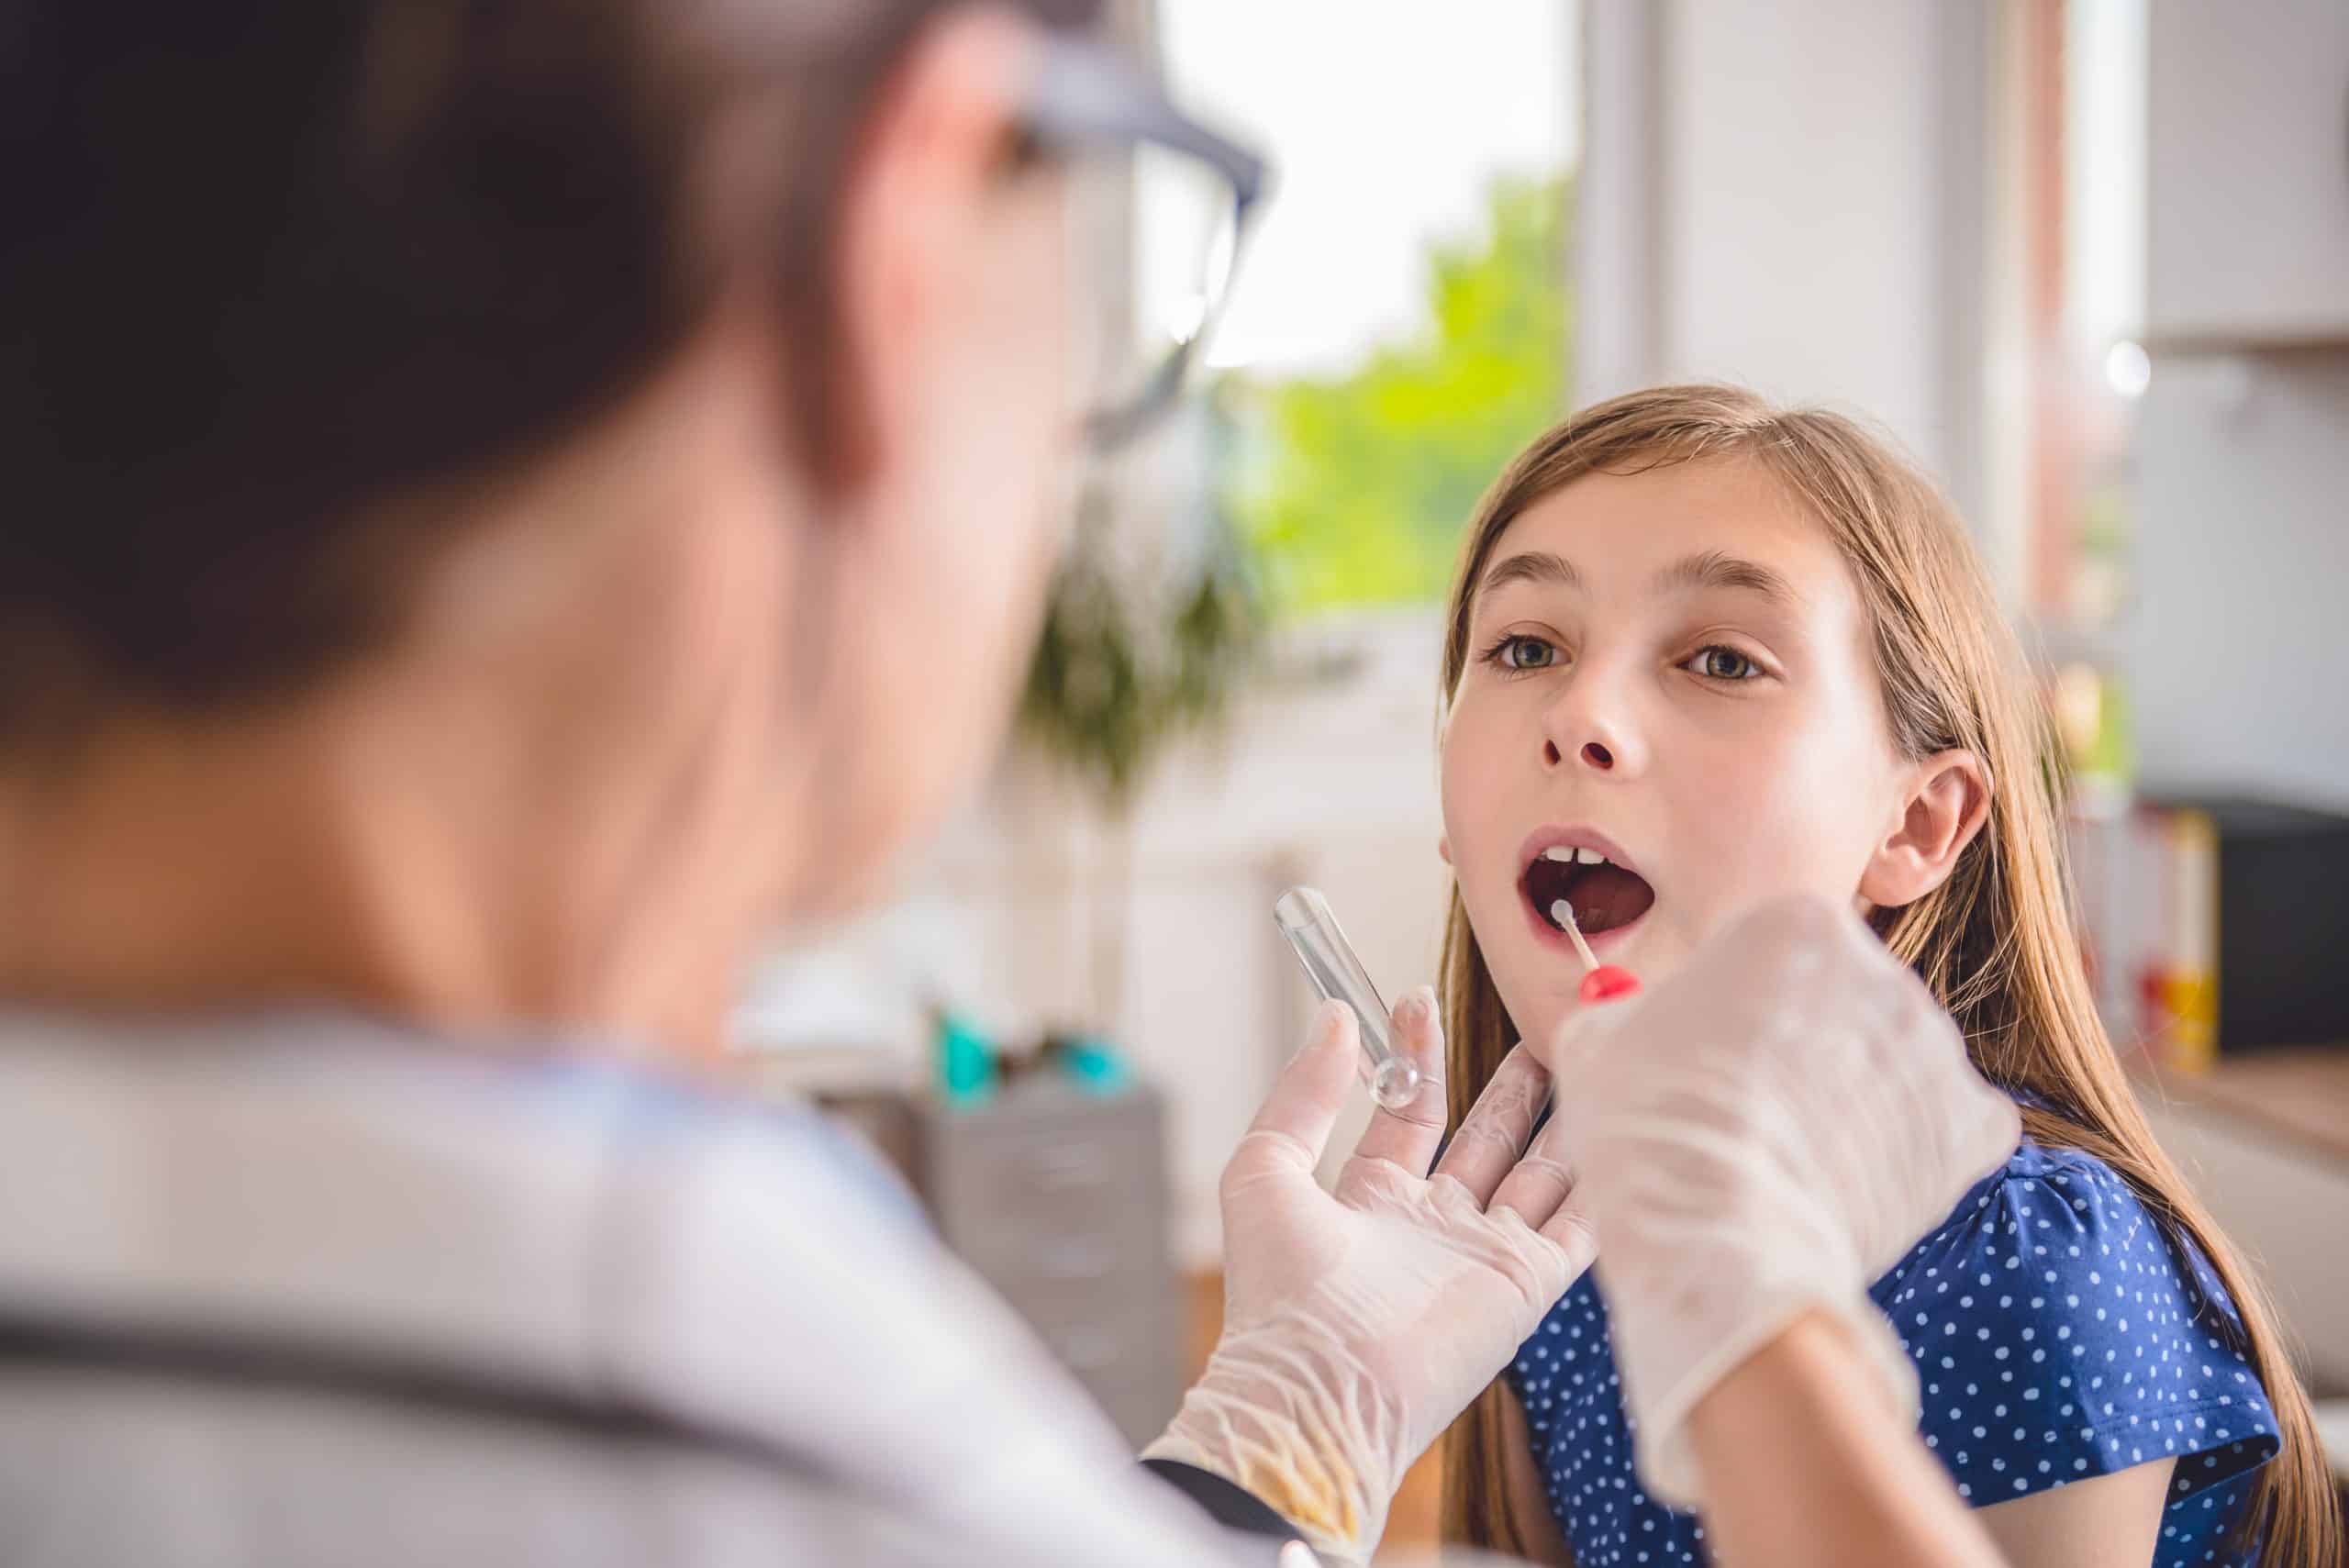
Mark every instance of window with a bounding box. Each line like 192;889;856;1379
1152;2;1580;616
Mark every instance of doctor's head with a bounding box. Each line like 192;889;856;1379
0;0;1131;1041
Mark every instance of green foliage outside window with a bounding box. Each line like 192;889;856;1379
1225;172;1575;615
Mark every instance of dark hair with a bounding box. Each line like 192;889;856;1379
0;0;1094;739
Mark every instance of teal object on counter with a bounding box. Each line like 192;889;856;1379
933;1011;996;1106
1057;1034;1132;1095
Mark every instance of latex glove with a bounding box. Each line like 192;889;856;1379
1145;988;1598;1564
1531;895;2021;1510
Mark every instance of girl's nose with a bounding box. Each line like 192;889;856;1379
1541;676;1641;777
1541;739;1617;769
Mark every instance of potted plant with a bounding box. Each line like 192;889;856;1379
1015;406;1264;1025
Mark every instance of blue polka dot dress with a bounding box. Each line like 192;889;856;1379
1507;1136;2280;1566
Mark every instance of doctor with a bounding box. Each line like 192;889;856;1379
0;3;2018;1564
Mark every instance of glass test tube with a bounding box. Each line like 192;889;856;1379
1274;885;1424;1111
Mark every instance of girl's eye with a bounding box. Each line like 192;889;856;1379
1486;634;1559;673
1687;645;1761;682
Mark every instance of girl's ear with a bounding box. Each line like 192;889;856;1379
1859;750;1991;909
1438;832;1453;866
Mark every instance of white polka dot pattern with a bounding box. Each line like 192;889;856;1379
1506;1138;2279;1567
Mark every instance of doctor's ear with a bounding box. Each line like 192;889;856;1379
1858;751;1990;909
828;6;1036;491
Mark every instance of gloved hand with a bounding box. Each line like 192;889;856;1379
1530;895;2021;1510
1145;989;1597;1565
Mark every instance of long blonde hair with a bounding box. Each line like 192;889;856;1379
1435;385;2340;1565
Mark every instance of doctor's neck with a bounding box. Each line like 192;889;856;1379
0;321;829;1062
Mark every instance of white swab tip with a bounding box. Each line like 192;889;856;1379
1551;898;1599;969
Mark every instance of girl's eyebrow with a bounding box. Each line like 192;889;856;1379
1477;547;1800;606
1479;550;1578;595
1658;549;1803;606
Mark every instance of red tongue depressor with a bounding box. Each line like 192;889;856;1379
1557;901;1642;1004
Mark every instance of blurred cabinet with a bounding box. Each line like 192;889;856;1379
2140;1051;2349;1392
2146;0;2349;349
915;1082;1184;1448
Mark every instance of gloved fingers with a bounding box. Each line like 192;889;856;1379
1885;975;2021;1195
1529;986;1635;1099
1722;891;1876;980
1487;1094;1581;1229
1431;1040;1552;1205
1539;1187;1600;1275
1486;1150;1575;1232
1951;1069;2023;1185
1222;1000;1359;1196
1347;985;1449;1176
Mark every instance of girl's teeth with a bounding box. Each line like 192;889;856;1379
1540;844;1613;865
1575;846;1604;865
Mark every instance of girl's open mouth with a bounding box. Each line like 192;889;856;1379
1520;838;1655;940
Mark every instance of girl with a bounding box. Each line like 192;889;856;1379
1431;386;2339;1567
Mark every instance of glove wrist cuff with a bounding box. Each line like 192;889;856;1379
1144;1318;1397;1562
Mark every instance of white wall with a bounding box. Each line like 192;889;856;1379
2130;352;2349;811
1662;0;1943;466
2130;1;2349;809
1580;0;1991;521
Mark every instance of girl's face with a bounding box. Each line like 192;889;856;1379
1440;457;1926;1046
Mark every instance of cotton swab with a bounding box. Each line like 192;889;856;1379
1551;899;1599;969
1552;898;1643;1004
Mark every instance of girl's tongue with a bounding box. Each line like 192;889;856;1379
1525;855;1655;935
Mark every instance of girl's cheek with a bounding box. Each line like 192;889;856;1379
1680;740;1852;902
1442;706;1523;829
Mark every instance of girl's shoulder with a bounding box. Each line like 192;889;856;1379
1878;1136;2243;1337
1872;1134;2278;1542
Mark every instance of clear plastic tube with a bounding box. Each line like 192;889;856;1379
1274;885;1424;1111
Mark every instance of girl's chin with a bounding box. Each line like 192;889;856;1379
1513;945;1685;1038
1501;992;1576;1050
